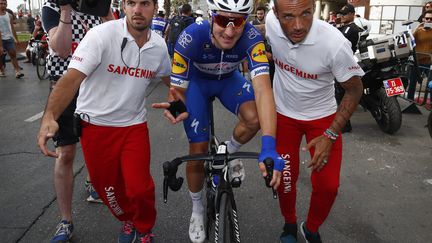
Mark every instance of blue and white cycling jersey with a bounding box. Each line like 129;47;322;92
169;21;270;143
151;17;167;37
170;20;270;88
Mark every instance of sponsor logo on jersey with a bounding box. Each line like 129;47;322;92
194;61;240;75
247;28;260;39
107;64;156;78
202;53;216;60
170;77;189;89
226;54;238;59
250;66;269;79
172;52;188;76
178;32;193;48
250;43;268;63
274;58;318;80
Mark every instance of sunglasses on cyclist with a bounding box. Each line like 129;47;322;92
212;13;247;28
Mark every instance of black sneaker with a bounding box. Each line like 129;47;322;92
300;222;322;243
279;223;298;243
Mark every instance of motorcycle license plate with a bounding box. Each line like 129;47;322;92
383;77;405;97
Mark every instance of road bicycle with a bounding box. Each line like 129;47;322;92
32;39;49;80
162;97;277;243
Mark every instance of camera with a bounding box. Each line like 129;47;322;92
57;0;111;17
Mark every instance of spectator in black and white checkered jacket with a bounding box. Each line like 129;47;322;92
41;0;113;242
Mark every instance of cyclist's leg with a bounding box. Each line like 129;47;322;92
183;79;211;193
219;71;259;146
183;78;212;243
304;113;342;233
275;113;303;225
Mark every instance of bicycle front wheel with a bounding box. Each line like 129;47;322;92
216;193;240;243
36;55;47;80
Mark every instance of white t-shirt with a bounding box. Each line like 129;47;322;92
69;18;171;126
265;11;364;121
0;13;13;40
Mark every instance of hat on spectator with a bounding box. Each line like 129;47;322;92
339;4;355;15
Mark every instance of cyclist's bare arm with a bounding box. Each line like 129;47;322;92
37;69;87;157
251;73;281;189
251;73;276;138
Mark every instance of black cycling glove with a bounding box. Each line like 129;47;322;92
167;100;187;118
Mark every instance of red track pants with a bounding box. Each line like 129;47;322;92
80;122;156;233
276;113;342;233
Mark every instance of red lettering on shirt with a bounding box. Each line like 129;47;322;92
71;42;79;54
275;58;318;80
107;64;156;79
107;64;114;72
71;55;83;62
348;65;361;70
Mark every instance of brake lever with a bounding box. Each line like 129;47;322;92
264;158;278;199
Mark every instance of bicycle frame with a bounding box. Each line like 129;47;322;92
162;98;274;242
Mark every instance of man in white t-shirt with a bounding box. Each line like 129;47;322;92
37;0;171;242
265;0;364;242
0;0;23;78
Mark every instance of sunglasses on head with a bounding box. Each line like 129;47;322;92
212;13;247;28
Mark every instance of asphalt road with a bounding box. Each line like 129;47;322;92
0;61;431;243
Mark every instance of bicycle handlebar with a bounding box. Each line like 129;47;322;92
162;152;277;203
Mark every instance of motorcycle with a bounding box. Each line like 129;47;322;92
353;31;413;134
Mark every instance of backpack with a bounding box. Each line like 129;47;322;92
168;16;192;43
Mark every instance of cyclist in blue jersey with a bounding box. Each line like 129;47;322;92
151;8;167;37
153;0;284;242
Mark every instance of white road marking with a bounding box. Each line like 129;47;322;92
25;111;44;122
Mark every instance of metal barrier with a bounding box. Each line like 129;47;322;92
402;52;432;111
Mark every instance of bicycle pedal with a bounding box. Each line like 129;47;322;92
231;178;241;188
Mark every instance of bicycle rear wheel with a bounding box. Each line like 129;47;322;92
215;193;240;243
36;54;47;80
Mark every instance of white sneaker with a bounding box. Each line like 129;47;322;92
189;212;205;243
229;159;245;182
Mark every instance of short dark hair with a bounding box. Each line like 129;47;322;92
181;3;192;14
273;0;314;10
425;9;432;15
123;0;158;7
256;5;266;13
